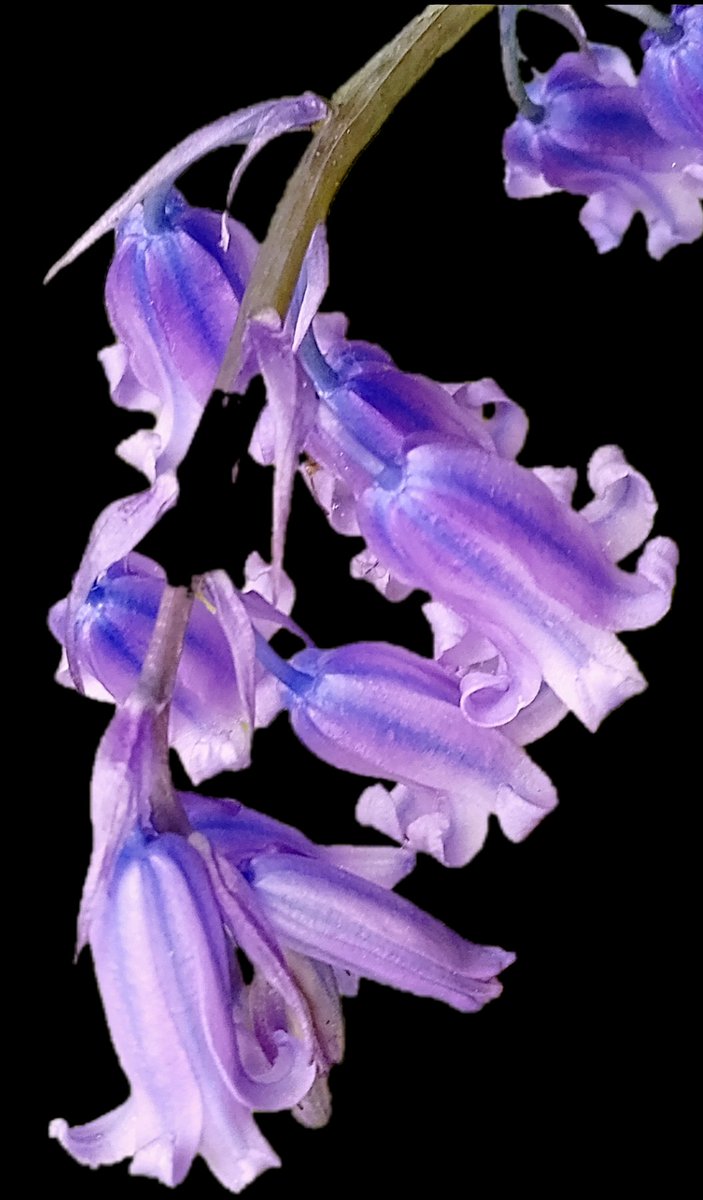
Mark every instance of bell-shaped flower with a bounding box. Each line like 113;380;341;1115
640;5;703;150
255;637;558;866
182;791;514;1122
358;440;678;734
49;552;304;782
51;826;286;1192
99;188;258;486
502;42;703;257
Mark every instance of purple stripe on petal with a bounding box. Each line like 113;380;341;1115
282;641;557;857
246;852;514;1013
358;440;674;730
53;829;283;1190
53;555;261;784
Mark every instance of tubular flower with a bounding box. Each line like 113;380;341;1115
254;637;558;866
502;42;703;257
357;440;677;735
100;189;258;486
49;552;304;782
183;791;515;1121
50;827;284;1193
640;5;703;151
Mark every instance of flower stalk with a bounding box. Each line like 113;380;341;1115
216;3;495;392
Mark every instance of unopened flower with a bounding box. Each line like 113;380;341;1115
503;42;703;257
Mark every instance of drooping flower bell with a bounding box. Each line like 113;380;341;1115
100;188;258;486
253;635;558;866
49;552;304;781
183;791;514;1124
502;41;703;257
50;826;289;1192
357;439;678;734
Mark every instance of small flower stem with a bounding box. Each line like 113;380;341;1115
499;5;588;120
138;585;194;710
137;584;194;835
499;7;545;120
254;631;312;696
216;4;495;393
607;5;675;33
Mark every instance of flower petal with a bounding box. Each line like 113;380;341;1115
246;852;515;1013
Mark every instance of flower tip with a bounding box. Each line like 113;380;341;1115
48;1118;67;1143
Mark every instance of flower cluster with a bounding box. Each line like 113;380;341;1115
46;7;692;1194
51;591;512;1188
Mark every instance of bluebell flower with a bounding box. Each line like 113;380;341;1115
183;791;514;1124
50;825;287;1191
357;439;678;734
49;552;303;781
252;636;558;866
640;5;703;150
502;42;703;257
185;791;512;1010
100;188;258;486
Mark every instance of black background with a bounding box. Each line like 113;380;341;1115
31;6;696;1196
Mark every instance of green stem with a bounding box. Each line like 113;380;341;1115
216;3;495;392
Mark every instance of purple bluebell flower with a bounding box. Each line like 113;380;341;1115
48;96;327;489
183;791;515;1121
503;42;703;257
252;636;558;866
51;826;286;1192
357;440;678;734
49;552;304;781
99;189;258;486
640;5;703;150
